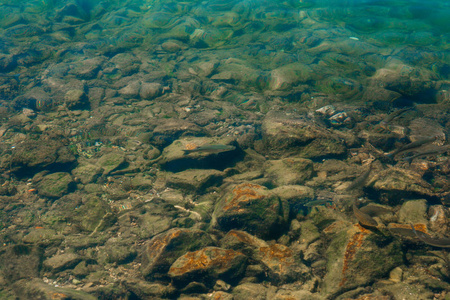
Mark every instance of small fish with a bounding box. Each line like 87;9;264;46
359;204;392;217
353;203;378;228
183;144;236;155
410;223;450;248
0;73;20;82
346;162;373;191
402;145;450;163
386;136;439;159
304;199;334;207
388;224;417;238
380;107;414;126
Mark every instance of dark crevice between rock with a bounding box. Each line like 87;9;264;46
12;161;77;180
162;148;245;173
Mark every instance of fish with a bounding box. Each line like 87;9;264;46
410;223;450;248
388;223;428;238
402;145;450;163
346;162;373;191
353;203;378;228
304;199;334;207
380;107;414;126
386;136;439;159
0;73;20;82
388;225;418;238
359;204;392;216
182;144;236;155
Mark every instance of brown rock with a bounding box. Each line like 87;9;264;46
168;247;247;287
220;230;310;284
140;228;215;280
166;169;224;193
43;253;80;272
118;80;141;98
264;158;314;186
367;167;435;201
140;82;163;99
213;183;289;239
12;278;96;300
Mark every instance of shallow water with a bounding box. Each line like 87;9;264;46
0;0;449;299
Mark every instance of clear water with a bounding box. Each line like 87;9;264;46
0;0;449;298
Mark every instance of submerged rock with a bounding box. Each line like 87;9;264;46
268;62;313;90
2;140;76;177
366;167;435;201
12;278;96;300
168;247;247;288
71;196;115;233
369;59;437;102
149;119;204;148
158;137;241;172
264;157;314;186
322;224;403;295
36;172;74;198
72;162;103;184
220;230;310;284
96;149;127;175
140;82;163;99
397;199;428;224
43;253;81;272
69;57;104;79
212;183;289;239
166;169;224;193
0;245;41;283
65;89;89;110
258;113;320;157
140;228;215;280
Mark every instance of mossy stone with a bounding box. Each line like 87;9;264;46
73;197;115;232
97;150;126;175
37;172;74;198
72;163;103;184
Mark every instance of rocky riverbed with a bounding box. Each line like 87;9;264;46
0;0;449;299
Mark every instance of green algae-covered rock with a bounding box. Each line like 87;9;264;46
96;150;126;175
0;245;41;283
43;252;81;272
37;172;74;198
22;228;63;247
72;162;103;184
72;197;115;232
5;140;76;176
97;243;137;265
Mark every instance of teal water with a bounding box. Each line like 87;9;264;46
1;0;449;104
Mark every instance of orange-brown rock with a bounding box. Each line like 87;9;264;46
212;183;289;239
140;228;214;280
220;230;310;284
168;247;247;288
